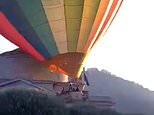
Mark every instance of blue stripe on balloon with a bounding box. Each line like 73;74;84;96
0;0;58;59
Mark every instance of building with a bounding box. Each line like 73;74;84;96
0;78;55;95
87;96;115;109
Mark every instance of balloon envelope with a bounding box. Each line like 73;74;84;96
0;0;123;78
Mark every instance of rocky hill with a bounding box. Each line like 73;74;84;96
85;68;154;115
0;49;66;81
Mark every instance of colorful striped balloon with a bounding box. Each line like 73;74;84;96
0;0;123;78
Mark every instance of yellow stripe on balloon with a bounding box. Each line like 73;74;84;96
83;0;110;53
41;0;68;53
77;0;101;52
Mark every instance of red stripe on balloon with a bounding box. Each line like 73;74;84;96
90;0;123;50
0;12;45;61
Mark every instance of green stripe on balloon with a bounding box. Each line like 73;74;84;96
77;0;101;52
64;0;84;52
16;0;59;57
0;0;51;58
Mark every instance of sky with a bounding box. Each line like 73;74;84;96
85;0;154;91
0;0;154;91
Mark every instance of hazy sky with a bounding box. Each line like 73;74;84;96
86;0;154;91
0;35;18;53
0;0;154;91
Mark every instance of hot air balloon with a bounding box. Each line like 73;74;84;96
0;0;123;80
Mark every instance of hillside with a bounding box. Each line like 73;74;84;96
0;49;67;81
85;68;154;115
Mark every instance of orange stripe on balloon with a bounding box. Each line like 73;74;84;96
84;0;110;53
101;0;123;38
90;0;122;49
0;12;45;61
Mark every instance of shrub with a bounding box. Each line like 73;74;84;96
0;89;123;115
67;102;122;115
0;89;68;115
68;102;100;115
100;109;122;115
